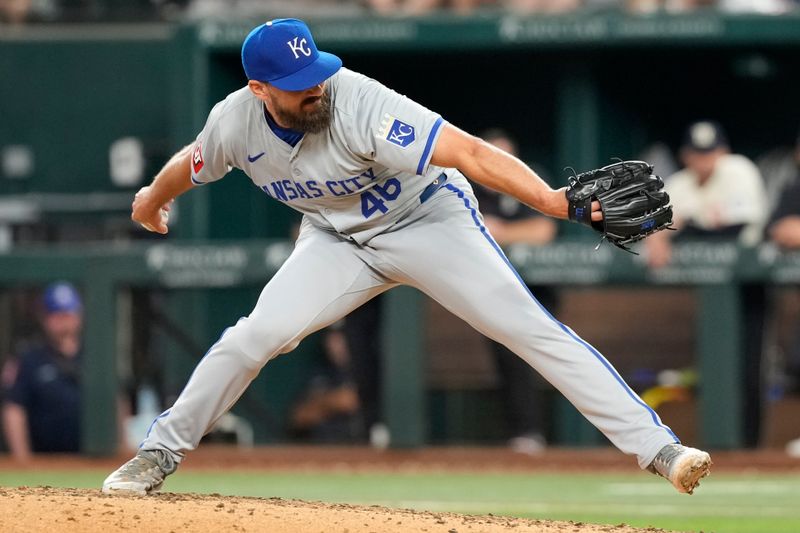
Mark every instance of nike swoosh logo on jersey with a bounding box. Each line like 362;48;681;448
247;152;265;163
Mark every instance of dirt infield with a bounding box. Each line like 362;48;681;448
1;486;661;533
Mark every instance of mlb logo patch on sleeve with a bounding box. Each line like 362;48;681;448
192;143;204;174
378;114;416;148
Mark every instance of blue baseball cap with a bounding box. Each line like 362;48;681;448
241;19;342;91
42;282;82;314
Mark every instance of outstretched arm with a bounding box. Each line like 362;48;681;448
430;124;601;221
770;215;800;249
131;145;196;234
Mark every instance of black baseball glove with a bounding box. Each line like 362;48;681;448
565;160;673;253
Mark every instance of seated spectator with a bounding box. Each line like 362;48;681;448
2;282;84;461
645;121;769;447
646;120;768;268
289;325;361;443
768;175;800;386
767;171;800;250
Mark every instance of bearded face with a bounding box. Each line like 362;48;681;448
266;85;332;134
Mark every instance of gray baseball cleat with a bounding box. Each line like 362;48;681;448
102;449;178;496
648;443;712;494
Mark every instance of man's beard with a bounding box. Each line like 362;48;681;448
272;90;332;134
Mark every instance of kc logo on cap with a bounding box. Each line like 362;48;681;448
287;37;312;59
241;18;342;92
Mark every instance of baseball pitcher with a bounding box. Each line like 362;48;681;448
103;18;710;496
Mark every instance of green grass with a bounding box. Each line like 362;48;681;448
1;469;798;533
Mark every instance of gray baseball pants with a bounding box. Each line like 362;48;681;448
141;173;678;469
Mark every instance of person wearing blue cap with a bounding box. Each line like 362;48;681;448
2;282;84;460
105;18;711;496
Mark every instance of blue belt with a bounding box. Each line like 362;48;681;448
419;172;448;203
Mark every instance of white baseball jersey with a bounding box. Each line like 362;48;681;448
190;68;447;244
665;154;768;245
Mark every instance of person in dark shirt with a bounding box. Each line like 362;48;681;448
472;129;558;453
768;175;800;250
2;282;83;460
766;149;800;389
769;176;800;387
289;324;361;443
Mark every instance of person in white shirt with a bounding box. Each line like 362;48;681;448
646;120;768;268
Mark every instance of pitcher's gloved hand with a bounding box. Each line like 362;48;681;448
566;160;673;252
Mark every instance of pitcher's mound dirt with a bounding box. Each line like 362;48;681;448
0;486;664;533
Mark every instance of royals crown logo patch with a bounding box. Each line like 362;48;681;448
378;114;416;148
